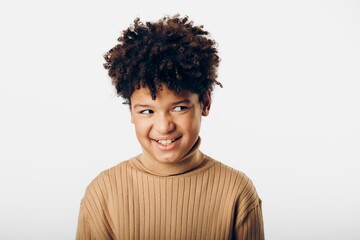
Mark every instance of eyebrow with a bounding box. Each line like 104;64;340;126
132;99;191;109
132;104;151;109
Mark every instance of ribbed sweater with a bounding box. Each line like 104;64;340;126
76;139;264;239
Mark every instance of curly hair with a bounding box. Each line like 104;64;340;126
103;14;222;104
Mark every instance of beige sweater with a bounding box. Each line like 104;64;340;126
76;140;264;239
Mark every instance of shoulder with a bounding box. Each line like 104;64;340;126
205;154;261;203
205;155;252;183
81;159;133;202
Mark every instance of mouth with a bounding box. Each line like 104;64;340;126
152;136;182;146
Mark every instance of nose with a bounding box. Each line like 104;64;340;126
154;113;175;134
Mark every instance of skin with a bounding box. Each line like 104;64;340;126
130;84;211;164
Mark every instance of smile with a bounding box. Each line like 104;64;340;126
153;137;181;146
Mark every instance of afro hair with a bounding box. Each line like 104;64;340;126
103;14;222;104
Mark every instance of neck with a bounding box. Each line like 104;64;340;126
134;138;204;176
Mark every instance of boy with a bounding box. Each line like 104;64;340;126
76;14;264;240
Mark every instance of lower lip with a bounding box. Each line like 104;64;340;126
153;137;181;151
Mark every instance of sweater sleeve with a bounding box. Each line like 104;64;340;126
233;174;265;240
76;200;93;240
76;172;115;240
234;199;264;240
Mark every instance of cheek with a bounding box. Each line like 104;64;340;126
132;119;146;134
180;113;202;132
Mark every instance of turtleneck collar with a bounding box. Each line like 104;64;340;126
130;137;204;177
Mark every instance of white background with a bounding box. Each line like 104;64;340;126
1;0;359;239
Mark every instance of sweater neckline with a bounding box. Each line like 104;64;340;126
132;137;204;177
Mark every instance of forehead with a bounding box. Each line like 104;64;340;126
130;86;199;105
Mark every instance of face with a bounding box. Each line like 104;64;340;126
130;85;210;164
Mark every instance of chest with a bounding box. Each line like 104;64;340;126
105;171;239;239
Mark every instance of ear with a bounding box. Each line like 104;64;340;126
201;90;211;116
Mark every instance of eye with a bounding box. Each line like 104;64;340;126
140;109;153;114
173;106;188;112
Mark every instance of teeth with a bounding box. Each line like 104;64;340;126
157;139;176;145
